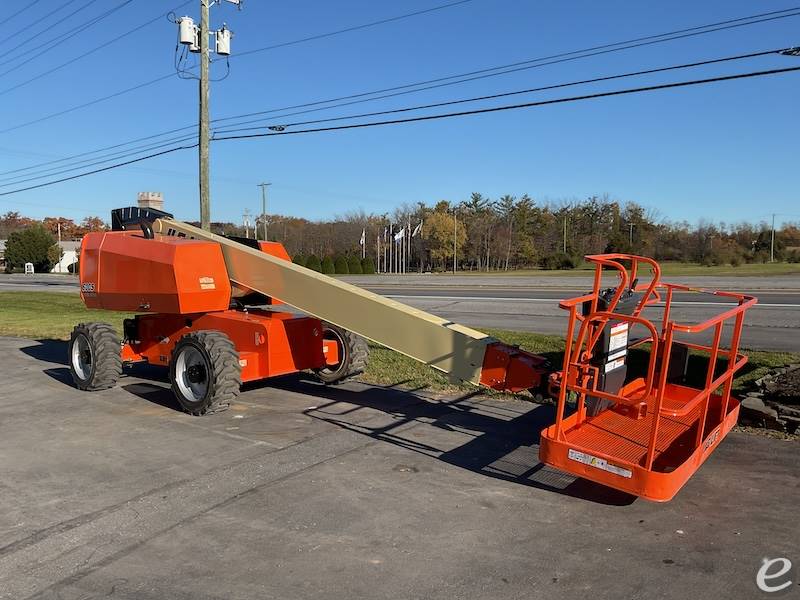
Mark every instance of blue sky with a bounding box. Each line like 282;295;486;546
1;0;798;227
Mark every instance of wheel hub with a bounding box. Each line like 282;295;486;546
186;364;206;384
175;346;210;402
71;334;93;380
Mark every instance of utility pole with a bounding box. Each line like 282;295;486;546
629;222;634;247
175;1;240;230
770;213;776;263
453;206;457;274
198;0;211;230
563;216;567;254
258;182;271;240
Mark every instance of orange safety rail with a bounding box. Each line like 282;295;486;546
539;254;756;502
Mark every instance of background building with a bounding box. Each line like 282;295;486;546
137;192;164;211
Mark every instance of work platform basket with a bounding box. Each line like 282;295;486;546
539;254;756;502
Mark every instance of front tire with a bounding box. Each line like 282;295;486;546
169;331;241;416
314;323;368;384
69;322;122;391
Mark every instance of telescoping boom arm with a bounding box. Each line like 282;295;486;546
152;217;549;393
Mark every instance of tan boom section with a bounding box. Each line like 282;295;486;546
153;218;493;384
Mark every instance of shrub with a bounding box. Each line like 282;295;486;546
539;252;577;270
361;257;376;274
47;244;62;268
347;255;363;274
4;224;58;273
305;254;322;272
292;254;306;267
321;256;335;275
334;256;349;274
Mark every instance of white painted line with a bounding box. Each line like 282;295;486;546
383;294;800;308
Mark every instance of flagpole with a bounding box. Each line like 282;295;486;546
407;215;411;274
408;216;412;272
389;223;393;274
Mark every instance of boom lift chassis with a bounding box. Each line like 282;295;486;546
69;208;756;501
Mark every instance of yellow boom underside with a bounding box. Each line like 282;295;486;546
153;218;493;384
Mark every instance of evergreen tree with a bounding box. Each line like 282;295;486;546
334;256;349;274
361;257;376;274
305;254;322;272
347;255;363;274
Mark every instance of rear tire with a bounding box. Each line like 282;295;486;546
314;323;368;384
69;322;122;391
169;331;241;416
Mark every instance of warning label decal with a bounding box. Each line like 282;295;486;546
608;322;629;352
568;448;633;478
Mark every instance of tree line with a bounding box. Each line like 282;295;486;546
3;195;799;273
209;194;800;270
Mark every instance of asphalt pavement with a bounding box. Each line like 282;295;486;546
0;336;797;600
3;273;799;352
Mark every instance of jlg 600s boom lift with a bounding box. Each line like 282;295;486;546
70;207;756;502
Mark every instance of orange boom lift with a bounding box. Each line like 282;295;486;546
70;208;755;502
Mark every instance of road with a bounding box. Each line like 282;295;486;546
3;273;799;352
0;336;797;600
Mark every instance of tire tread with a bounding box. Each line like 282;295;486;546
69;322;122;391
171;330;241;416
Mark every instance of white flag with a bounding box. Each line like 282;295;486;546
394;227;405;241
383;227;388;241
359;228;365;246
412;220;423;237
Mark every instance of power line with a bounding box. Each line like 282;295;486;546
0;0;45;28
0;0;98;59
0;134;198;188
0;0;84;50
213;6;800;126
212;47;792;136
4;3;797;138
1;64;798;198
0;1;193;97
0;74;175;135
233;0;478;59
0;0;133;78
212;65;800;142
0;0;477;133
0;144;197;198
1;6;797;189
2;47;789;186
4;7;798;180
0;123;197;177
